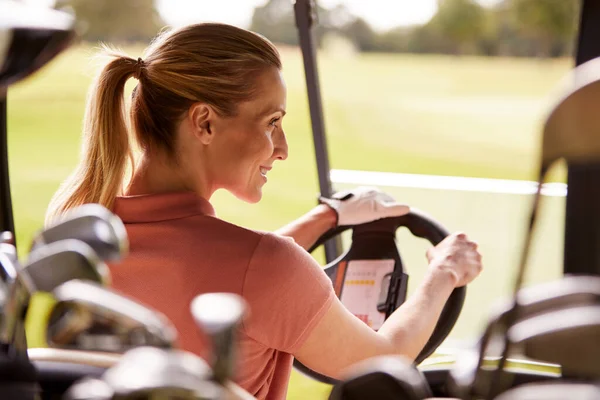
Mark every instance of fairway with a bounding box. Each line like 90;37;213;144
7;45;572;399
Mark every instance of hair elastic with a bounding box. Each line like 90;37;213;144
134;57;144;80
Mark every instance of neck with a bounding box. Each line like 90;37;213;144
125;151;212;199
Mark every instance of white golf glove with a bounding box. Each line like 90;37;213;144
319;186;410;227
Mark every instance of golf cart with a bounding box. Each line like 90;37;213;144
1;0;600;399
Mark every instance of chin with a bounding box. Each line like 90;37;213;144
232;188;263;204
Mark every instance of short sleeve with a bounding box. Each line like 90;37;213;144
241;233;335;354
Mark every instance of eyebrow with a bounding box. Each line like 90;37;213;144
256;105;286;119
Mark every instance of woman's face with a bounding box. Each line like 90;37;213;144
205;67;288;203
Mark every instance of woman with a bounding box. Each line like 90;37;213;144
46;23;482;399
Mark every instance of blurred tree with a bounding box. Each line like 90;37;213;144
375;26;412;53
249;0;299;45
508;0;580;57
56;0;165;43
249;0;341;47
248;0;580;58
429;0;488;54
406;24;449;54
340;17;377;52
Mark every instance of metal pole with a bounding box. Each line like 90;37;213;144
0;91;15;249
293;0;340;263
564;0;600;276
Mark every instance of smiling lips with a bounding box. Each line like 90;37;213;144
259;166;271;179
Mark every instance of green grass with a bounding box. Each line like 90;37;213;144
7;44;573;399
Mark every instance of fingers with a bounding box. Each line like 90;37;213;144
380;203;410;217
449;232;478;248
429;231;483;287
426;247;435;263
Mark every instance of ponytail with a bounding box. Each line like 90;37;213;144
45;47;136;226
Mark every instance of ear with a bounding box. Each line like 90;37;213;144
188;103;215;145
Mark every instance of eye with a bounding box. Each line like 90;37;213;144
269;117;280;127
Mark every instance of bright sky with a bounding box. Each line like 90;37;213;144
156;0;440;32
29;0;502;32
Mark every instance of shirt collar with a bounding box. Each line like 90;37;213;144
113;191;216;223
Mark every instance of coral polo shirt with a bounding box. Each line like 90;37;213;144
109;191;335;399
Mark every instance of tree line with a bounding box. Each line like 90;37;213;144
250;0;581;58
58;0;581;58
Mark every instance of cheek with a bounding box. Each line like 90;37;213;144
243;130;274;163
219;126;274;181
261;132;275;157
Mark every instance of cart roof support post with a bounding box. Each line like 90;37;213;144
293;0;341;262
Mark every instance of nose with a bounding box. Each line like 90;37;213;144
273;127;288;161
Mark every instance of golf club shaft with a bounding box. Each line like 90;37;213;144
486;168;547;399
209;326;237;384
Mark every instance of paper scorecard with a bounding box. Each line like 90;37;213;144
339;259;395;330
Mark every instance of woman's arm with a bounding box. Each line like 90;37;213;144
274;204;336;250
274;187;409;250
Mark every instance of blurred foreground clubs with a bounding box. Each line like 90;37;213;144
64;347;222;400
448;276;600;398
191;293;247;385
62;292;250;400
32;204;129;262
47;280;177;352
1;239;110;353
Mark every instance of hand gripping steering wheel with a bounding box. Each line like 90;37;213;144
293;209;466;384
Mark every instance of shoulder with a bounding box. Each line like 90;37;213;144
250;231;299;255
245;232;333;295
241;232;335;351
249;232;314;271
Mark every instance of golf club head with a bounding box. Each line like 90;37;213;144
63;377;113;400
0;249;24;318
0;232;18;305
0;0;77;92
541;56;600;171
448;276;600;399
0;239;110;351
47;280;177;352
509;305;600;379
0;242;16;263
0;246;19;288
23;239;110;292
102;346;221;399
31;203;129;262
0;250;34;353
0;231;13;245
191;293;247;385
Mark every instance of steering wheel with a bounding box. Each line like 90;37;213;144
293;209;466;384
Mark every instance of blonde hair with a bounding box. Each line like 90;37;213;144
45;23;281;225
